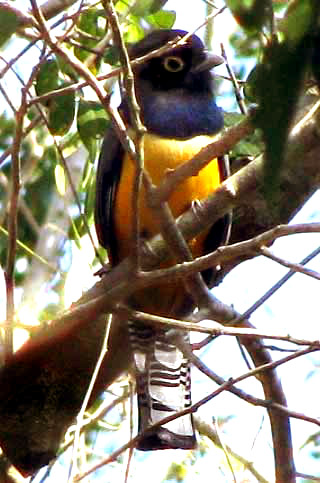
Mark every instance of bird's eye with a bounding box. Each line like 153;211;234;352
163;56;185;73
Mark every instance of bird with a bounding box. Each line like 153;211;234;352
95;28;231;451
0;29;230;477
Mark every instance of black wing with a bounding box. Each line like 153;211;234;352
94;124;124;265
202;154;232;286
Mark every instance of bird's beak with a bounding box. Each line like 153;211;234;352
192;52;225;73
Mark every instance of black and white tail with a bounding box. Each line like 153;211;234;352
128;322;196;450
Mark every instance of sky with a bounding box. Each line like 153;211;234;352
1;1;320;482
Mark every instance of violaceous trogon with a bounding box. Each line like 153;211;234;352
95;29;231;451
0;29;230;477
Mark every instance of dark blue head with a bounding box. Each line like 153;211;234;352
121;29;224;139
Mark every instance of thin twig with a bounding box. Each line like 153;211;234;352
5;83;27;359
0;115;42;167
51;136;104;265
221;42;247;114
177;334;320;427
68;316;111;482
213;417;237;483
136;223;320;287
295;473;320;481
0;225;59;273
260;245;320;280
239;244;320;321
195;417;269;483
123;306;320;348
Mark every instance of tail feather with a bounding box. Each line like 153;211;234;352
128;322;196;450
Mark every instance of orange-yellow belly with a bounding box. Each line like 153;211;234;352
114;132;222;315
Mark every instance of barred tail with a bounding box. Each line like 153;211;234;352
128;322;196;450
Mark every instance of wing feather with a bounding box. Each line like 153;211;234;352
94;125;124;264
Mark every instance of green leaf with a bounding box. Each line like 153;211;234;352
224;112;263;158
254;39;314;202
48;86;75;136
0;7;19;47
230;136;262;159
81;158;94;191
146;9;176;28
312;32;320;88
255;0;320;204
282;0;315;47
131;0;168;16
123;21;145;43
103;46;120;66
84;165;96;222
54;164;66;195
226;0;272;32
246;0;320;203
69;216;83;247
131;0;156;16
244;64;264;103
56;55;79;82
149;0;168;14
223;111;245;127
74;8;103;65
166;462;187;482
229;30;260;58
77;100;110;158
35;59;60;98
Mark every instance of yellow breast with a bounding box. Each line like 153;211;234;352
114;132;221;259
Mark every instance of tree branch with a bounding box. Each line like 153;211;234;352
1;91;319;477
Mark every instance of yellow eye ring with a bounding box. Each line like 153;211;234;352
163;56;185;73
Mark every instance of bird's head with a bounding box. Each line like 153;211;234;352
128;29;224;93
120;29;224;137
